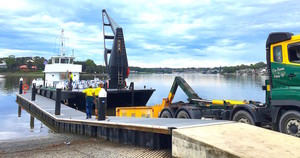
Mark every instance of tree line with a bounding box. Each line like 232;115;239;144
0;55;266;74
0;55;106;73
222;62;266;73
130;62;266;74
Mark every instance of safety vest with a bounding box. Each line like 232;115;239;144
82;88;94;97
94;87;102;97
70;74;74;80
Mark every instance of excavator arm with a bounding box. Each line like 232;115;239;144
162;76;201;108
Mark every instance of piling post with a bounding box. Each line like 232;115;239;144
18;105;21;117
31;83;36;101
19;77;23;94
55;88;62;115
130;82;134;106
30;115;34;129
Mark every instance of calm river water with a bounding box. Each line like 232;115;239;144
0;73;267;141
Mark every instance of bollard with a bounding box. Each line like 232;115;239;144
130;82;135;106
55;88;62;115
97;87;107;121
31;83;36;101
98;97;106;120
19;78;23;94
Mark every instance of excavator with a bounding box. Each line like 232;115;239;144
117;32;300;137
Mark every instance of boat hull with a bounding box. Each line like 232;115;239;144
38;88;155;111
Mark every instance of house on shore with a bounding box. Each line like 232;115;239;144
0;61;7;69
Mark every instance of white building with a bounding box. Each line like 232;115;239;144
0;61;7;69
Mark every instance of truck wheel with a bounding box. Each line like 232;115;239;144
160;110;173;118
279;110;300;137
176;110;190;119
232;110;255;125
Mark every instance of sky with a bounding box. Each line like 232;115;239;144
0;0;300;68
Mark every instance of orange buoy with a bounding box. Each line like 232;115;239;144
22;84;29;94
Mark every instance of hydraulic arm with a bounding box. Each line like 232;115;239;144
162;76;201;108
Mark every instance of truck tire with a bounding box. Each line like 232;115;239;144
279;110;300;137
232;110;255;125
160;110;173;118
176;110;190;119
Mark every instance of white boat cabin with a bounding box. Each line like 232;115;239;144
44;55;82;87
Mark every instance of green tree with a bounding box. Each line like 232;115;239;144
33;56;46;70
5;55;16;71
85;59;96;73
85;66;95;73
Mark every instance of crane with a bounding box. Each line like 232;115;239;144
102;9;129;89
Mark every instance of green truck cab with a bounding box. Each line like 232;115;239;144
266;32;300;136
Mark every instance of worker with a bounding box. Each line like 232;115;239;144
68;71;73;90
82;85;95;119
94;82;103;119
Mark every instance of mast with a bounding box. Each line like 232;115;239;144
61;29;65;56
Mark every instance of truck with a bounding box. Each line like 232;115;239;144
116;32;300;137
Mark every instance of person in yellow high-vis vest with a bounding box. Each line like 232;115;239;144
68;71;73;90
94;83;103;119
82;85;95;119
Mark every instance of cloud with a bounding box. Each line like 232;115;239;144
0;0;31;12
0;0;299;67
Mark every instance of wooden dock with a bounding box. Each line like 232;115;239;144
16;92;230;149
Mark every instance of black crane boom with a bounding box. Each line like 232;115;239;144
102;9;129;89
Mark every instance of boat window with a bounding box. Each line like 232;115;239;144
61;58;69;63
70;59;73;64
273;45;282;63
55;58;59;63
288;42;300;63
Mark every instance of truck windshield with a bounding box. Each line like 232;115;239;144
288;42;300;63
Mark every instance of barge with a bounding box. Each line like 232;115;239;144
36;10;155;109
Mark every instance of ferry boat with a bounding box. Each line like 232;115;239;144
44;29;82;88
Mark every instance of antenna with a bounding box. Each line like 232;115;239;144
61;29;65;56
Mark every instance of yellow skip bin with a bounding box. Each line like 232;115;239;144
116;104;164;118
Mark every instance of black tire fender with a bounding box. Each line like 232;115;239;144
159;107;175;118
279;110;300;137
230;104;263;124
175;106;202;119
232;110;255;125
